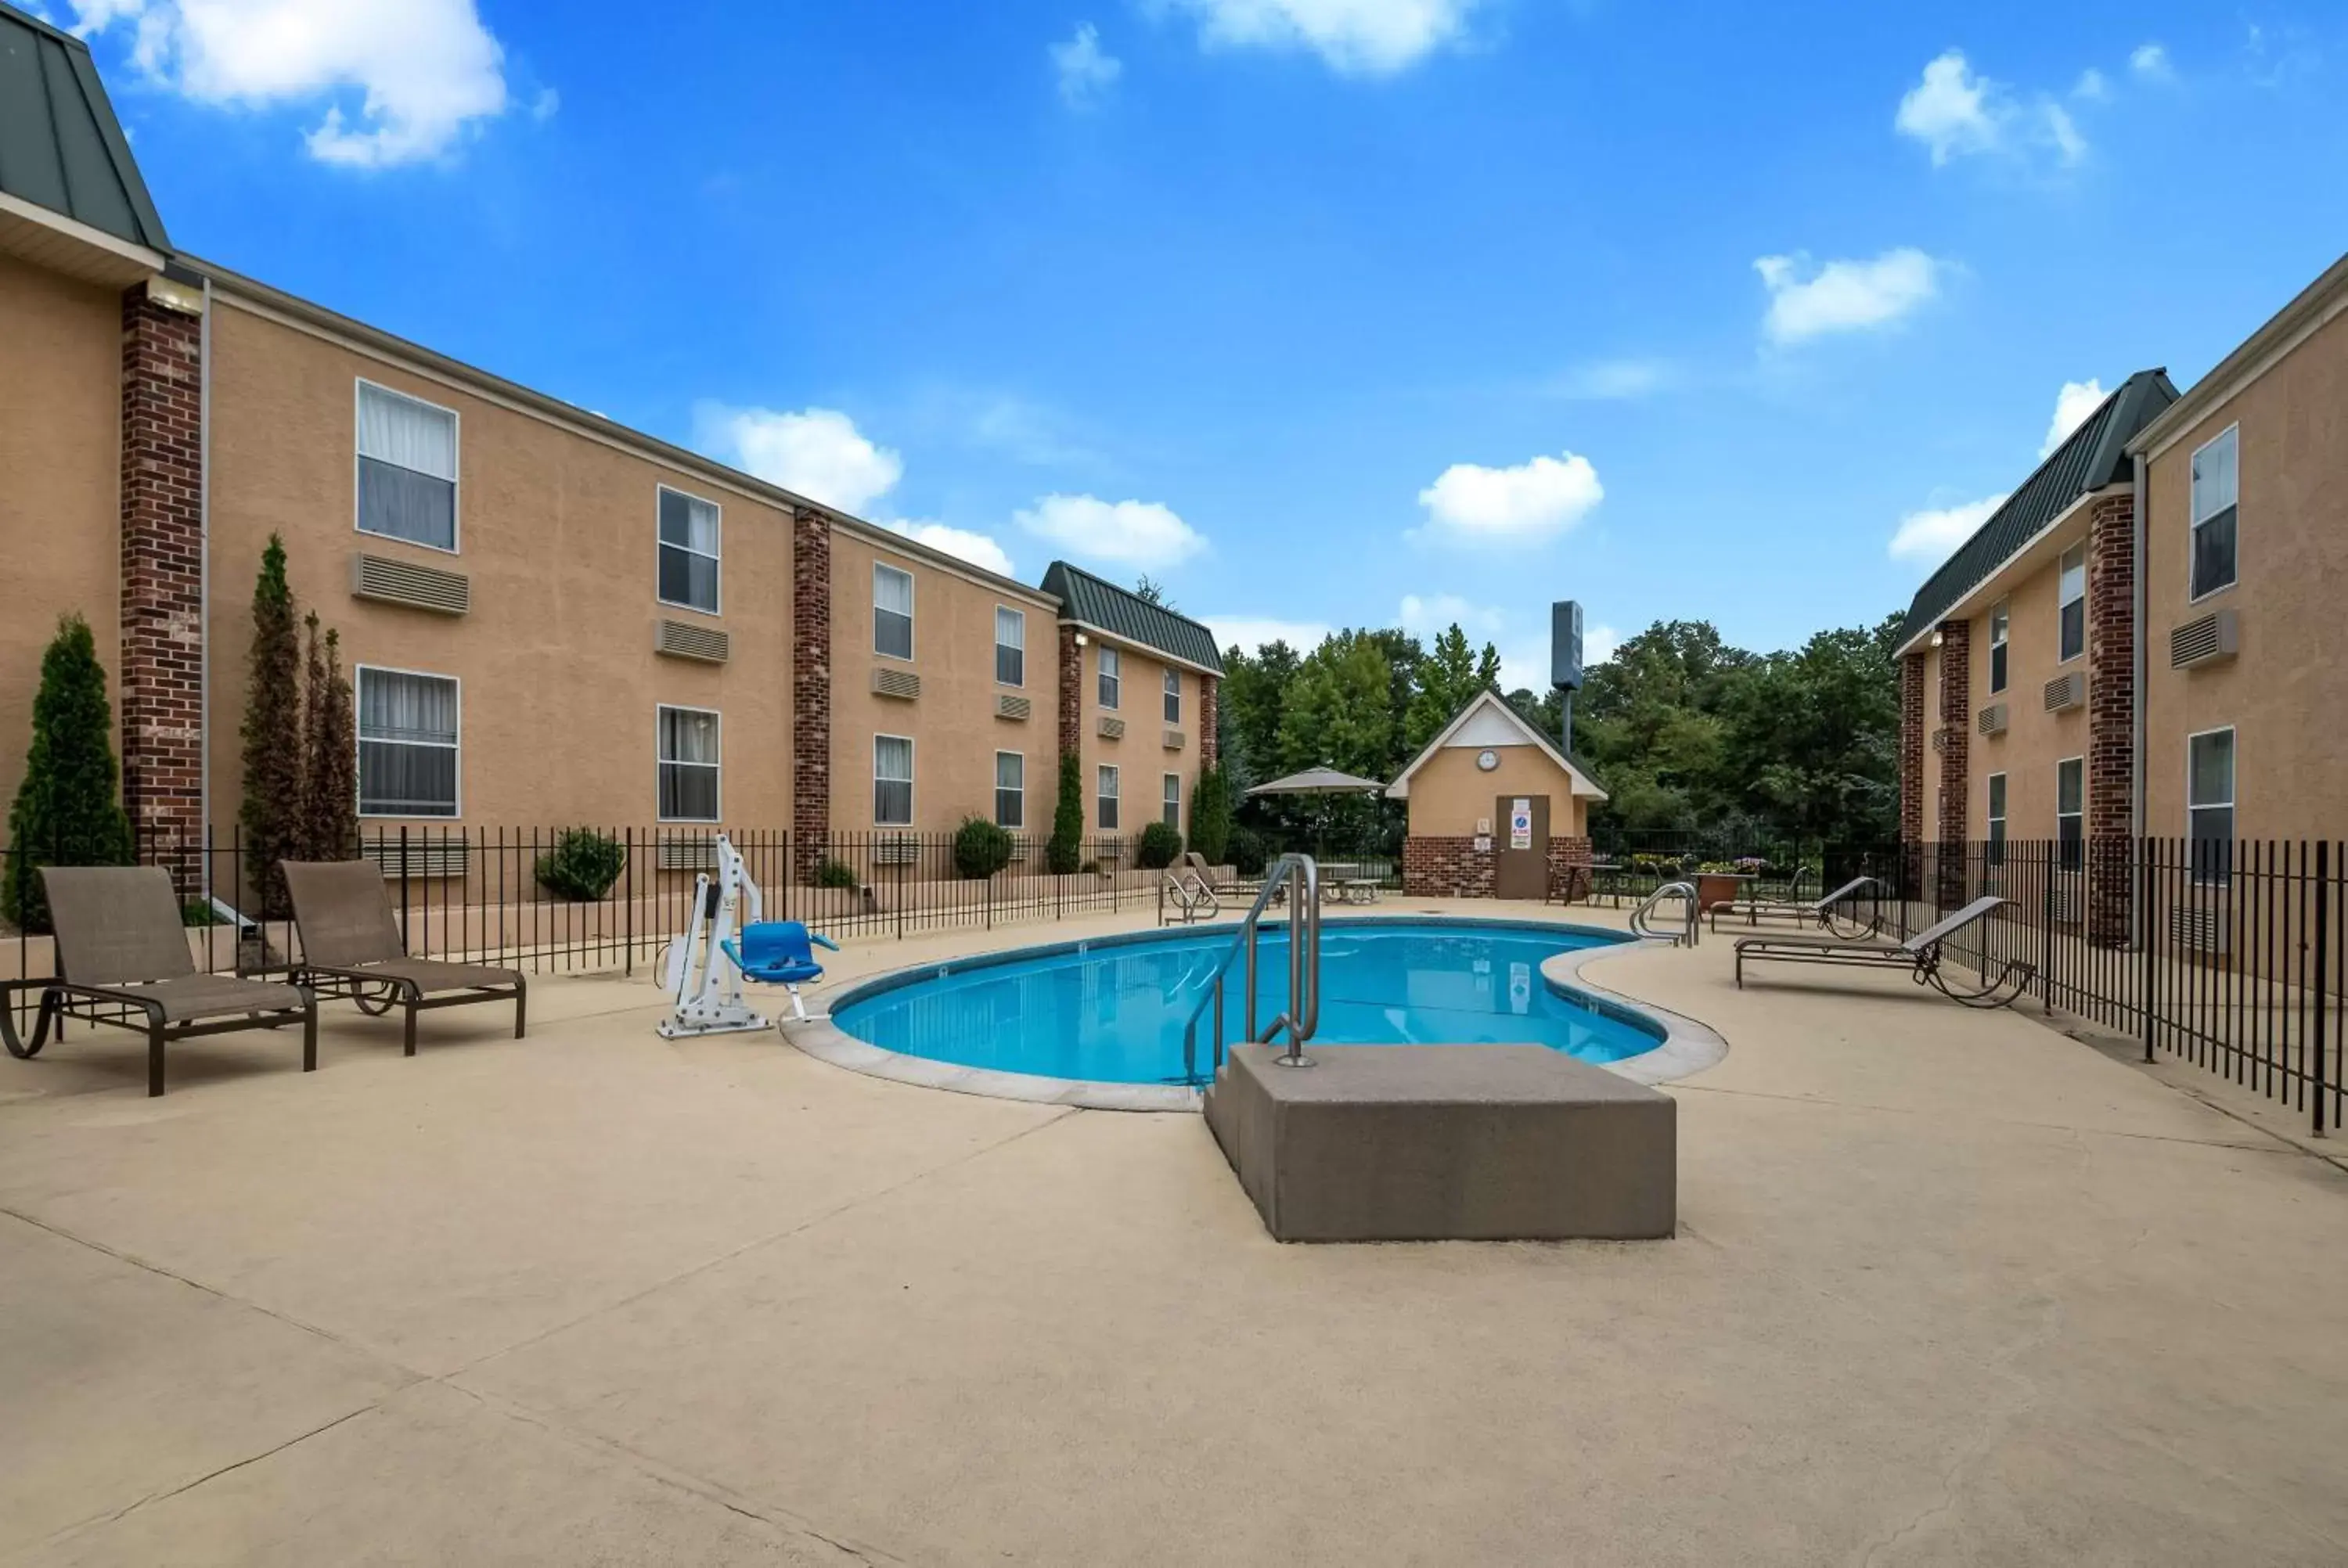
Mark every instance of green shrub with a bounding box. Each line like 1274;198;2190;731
535;827;628;901
1190;765;1232;865
1046;752;1085;875
1136;819;1183;870
3;614;135;933
815;857;861;890
1227;827;1268;876
953;815;1014;879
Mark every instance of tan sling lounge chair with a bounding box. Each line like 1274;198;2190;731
279;859;527;1054
1709;873;1882;934
1;865;315;1096
1733;894;2033;1009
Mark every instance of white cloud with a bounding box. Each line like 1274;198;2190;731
1051;22;1122;106
1202;615;1334;656
2040;379;2107;457
70;0;512;167
1417;451;1604;542
2073;67;2110;101
1161;0;1477;76
529;86;560;122
1582;623;1621;667
883;520;1015;578
1889;494;2007;566
1894;49;2089;170
1550;358;1676;401
1754;250;1942;345
1017;494;1206;570
2130;42;2173;81
1397;593;1505;638
694;405;905;515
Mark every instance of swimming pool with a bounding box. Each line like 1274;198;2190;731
828;918;1660;1088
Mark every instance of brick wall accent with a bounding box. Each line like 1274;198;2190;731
1198;674;1218;770
1935;619;1971;910
117;282;206;854
1403;836;1494;898
1900;651;1927;844
790;507;831;877
1057;624;1082;761
1544;835;1595;901
2085;489;2137;946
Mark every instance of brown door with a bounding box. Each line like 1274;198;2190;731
1493;793;1550;899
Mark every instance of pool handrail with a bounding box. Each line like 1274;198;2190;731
1158;867;1222;926
1181;854;1322;1083
1629;880;1700;947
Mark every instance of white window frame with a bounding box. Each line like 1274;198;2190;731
2056;545;2087;664
1162;771;1181;829
2055;756;2084;871
2188;423;2240;604
873;733;915;827
1098;646;1121;710
353;378;462;556
994;606;1026;689
1097;764;1120;832
2187;725;2237;885
1987;601;2008;695
355;663;462;819
654;704;723;824
873;563;915;662
1163;667;1181;725
1986;773;2007;866
995;750;1025;830
655;484;722;617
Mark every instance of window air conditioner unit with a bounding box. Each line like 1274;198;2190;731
2170;610;2239;671
995;694;1032;722
1976;704;2008;736
872;668;921;700
2170;904;2232;956
2044;672;2084;713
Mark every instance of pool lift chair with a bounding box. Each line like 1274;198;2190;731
658;834;839;1036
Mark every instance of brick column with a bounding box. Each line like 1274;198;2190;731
1057;624;1082;761
1198;674;1219;770
118;279;206;861
1899;651;1927;843
790;506;831;879
2085;489;2137;947
1935;619;1971;910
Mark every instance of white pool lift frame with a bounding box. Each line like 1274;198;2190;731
657;833;774;1038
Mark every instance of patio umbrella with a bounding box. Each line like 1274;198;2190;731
1244;766;1391;861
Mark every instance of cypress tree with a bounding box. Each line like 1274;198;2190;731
1046;750;1085;875
1190;764;1232;865
298;612;328;858
310;628;359;860
240;535;304;915
3;615;135;933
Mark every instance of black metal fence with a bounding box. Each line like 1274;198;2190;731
1588;830;1822;908
1842;837;2344;1136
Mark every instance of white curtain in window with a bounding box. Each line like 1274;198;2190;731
660;490;719;554
359;669;458;744
876;735;913;782
660;707;720;764
358;383;457;479
2191;429;2238;520
995;607;1025;652
875;566;913;617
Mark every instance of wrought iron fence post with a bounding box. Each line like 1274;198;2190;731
398;825;412;950
2141;843;2155;1064
2314;839;2330;1138
2040;841;2055;1016
895;849;905;940
625;827;636;976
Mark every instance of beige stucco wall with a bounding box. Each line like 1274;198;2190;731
1074;637;1203;841
828;529;1057;836
2142;305;2348;842
1958;546;2093;843
0;254;124;823
202;293;795;834
1404;744;1589;840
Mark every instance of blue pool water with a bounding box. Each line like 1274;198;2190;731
830;918;1658;1086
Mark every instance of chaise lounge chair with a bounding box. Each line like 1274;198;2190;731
1709;873;1882;934
0;865;316;1096
278;859;526;1055
1734;894;2033;1009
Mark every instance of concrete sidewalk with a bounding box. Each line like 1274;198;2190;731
2;901;2346;1564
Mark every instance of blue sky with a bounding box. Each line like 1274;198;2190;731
56;0;2348;683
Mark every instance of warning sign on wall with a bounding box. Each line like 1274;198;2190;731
1509;798;1532;851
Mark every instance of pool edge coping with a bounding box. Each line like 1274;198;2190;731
780;915;1725;1113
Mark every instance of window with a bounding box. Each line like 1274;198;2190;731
356;381;458;551
1163;668;1181;725
994;606;1025;687
1097;764;1120;831
873;564;913;660
657;487;720;613
2188;728;2236;884
2057;545;2086;663
995;750;1025;829
657;706;722;822
2056;757;2083;871
2190;425;2239;600
1986;774;2007;866
1162;772;1181;829
874;735;913;825
1098;646;1121;710
357;667;459;818
1988;602;2008;694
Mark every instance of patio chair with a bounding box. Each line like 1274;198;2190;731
1708;873;1882;934
1734;894;2033;1009
0;865;315;1097
1184;851;1259;897
278;859;526;1055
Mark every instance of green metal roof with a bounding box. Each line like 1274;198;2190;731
1896;368;2178;652
0;1;170;252
1037;560;1226;674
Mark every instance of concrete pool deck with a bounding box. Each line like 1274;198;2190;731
3;898;2346;1563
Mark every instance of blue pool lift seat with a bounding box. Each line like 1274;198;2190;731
722;921;841;1020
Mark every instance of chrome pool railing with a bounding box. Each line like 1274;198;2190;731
1630;881;1700;947
1180;854;1323;1084
1158;868;1222;926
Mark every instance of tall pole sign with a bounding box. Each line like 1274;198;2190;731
1551;600;1584;755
